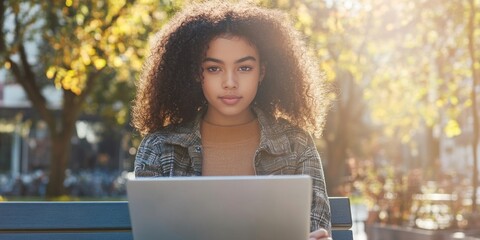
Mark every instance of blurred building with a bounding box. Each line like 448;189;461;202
0;81;134;177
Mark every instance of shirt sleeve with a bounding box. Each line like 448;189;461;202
295;133;331;233
134;134;164;177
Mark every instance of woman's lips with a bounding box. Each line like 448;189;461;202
219;96;242;105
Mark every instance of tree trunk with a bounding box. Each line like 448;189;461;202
323;71;366;195
323;85;350;195
45;118;79;197
467;0;478;214
45;90;84;197
46;135;71;197
325;138;348;195
425;126;440;180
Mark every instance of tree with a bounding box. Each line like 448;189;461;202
466;0;479;215
254;0;374;193
0;0;180;197
351;0;479;214
260;0;480;198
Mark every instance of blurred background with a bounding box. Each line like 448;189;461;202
0;0;479;239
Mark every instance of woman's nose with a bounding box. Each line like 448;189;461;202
222;71;238;89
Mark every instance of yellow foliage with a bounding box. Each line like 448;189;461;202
422;107;439;127
4;61;11;69
117;42;126;52
444;120;462;138
80;5;89;15
46;66;56;79
450;96;459;105
131;57;143;70
296;4;312;24
50;67;84;95
89;19;102;30
93;58;107;70
475;62;480;70
112;56;124;67
76;13;85;25
320;61;336;82
464;99;473;107
427;30;438;43
364;89;372;100
401;134;411;143
327;92;337;101
116;108;128;125
435;99;444;107
141;13;153;25
108;35;118;44
274;0;291;8
385;127;394;137
117;68;130;81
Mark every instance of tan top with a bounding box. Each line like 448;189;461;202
201;118;260;176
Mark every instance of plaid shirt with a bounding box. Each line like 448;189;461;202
135;107;331;231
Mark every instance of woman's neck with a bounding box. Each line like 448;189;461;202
201;118;259;144
202;107;256;127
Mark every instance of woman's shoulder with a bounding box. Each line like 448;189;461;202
255;107;312;141
273;118;313;143
259;117;314;155
140;121;198;147
260;117;318;157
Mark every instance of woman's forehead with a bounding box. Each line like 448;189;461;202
204;36;260;60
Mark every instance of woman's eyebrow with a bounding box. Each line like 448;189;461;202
235;56;257;63
203;56;257;63
203;57;223;63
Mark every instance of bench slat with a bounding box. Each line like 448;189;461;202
329;197;353;230
0;198;353;240
0;202;131;230
0;232;133;240
332;230;354;240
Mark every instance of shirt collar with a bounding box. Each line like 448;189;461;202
163;106;291;155
253;106;291;155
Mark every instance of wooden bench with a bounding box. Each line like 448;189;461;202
0;197;353;240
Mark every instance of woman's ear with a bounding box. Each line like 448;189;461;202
196;70;204;84
259;64;266;83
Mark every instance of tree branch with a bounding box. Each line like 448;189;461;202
78;69;103;105
59;68;105;142
54;0;134;137
12;11;56;132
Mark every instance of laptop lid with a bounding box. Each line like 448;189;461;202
127;175;312;240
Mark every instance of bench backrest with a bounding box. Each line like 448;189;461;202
0;197;353;240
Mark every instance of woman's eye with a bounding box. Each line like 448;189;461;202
207;67;220;72
239;66;252;71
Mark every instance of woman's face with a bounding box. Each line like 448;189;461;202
201;36;264;126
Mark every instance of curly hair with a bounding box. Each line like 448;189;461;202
132;1;330;136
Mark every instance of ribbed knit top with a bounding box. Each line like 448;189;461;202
200;118;260;176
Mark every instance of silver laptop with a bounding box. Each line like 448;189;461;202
127;175;312;240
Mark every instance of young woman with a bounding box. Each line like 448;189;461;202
132;2;332;239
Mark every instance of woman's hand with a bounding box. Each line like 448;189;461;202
308;228;332;240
